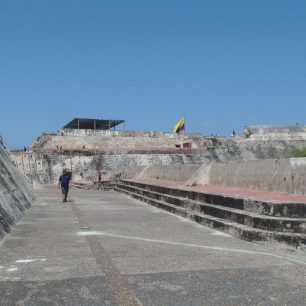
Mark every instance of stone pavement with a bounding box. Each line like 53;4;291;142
0;186;306;305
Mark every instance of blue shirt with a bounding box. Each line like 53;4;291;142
59;175;70;189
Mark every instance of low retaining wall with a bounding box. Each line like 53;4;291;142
0;145;36;238
135;164;202;183
127;157;306;196
206;158;306;195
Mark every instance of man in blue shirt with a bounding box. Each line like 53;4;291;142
58;169;71;202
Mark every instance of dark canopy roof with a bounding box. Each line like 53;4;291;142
62;118;125;130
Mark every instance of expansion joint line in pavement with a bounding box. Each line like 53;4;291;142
69;201;143;306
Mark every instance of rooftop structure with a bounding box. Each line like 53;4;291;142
62;118;125;130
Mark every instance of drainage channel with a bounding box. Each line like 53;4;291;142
69;201;142;306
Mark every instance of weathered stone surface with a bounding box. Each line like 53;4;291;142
0;144;36;238
9;125;306;194
197;158;306;195
29;125;306;162
10;152;208;185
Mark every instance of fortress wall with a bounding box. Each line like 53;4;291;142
244;125;306;141
59;129;175;137
135;164;202;183
30;126;306;161
30;133;306;162
10;144;306;195
207;138;306;162
0;144;36;238
246;125;306;135
107;155;306;195
11;125;306;191
12;135;306;187
10;152;208;185
206;158;306;195
31;131;202;152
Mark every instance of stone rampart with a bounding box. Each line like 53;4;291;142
10;152;208;185
244;125;306;141
0;144;36;238
31;130;202;153
135;164;202;183
117;156;306;196
205;136;306;161
30;126;306;162
12;125;306;190
192;158;306;195
58;129;175;137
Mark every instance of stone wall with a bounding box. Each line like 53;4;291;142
0;144;36;238
11;125;306;189
244;125;306;141
192;158;306;195
10;152;208;184
30;130;203;153
30;126;306;162
121;156;306;195
135;164;203;183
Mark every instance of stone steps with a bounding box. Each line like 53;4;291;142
114;181;306;247
120;180;306;218
116;183;306;234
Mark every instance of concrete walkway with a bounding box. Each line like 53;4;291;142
0;186;306;306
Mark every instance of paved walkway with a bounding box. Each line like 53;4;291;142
0;186;306;305
132;179;306;203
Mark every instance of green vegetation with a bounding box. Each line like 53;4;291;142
291;147;306;157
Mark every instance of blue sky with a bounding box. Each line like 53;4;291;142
0;1;305;148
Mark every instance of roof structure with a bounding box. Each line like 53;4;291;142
62;118;125;130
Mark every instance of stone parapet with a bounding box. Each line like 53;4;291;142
190;157;306;196
244;125;306;141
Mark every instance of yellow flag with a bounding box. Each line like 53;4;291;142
173;118;185;133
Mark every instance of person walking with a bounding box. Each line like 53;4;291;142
97;172;102;183
58;169;71;202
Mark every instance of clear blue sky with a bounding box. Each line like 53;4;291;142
0;1;305;148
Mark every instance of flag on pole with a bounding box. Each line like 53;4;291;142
173;118;185;134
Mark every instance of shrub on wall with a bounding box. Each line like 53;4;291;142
291;147;306;157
